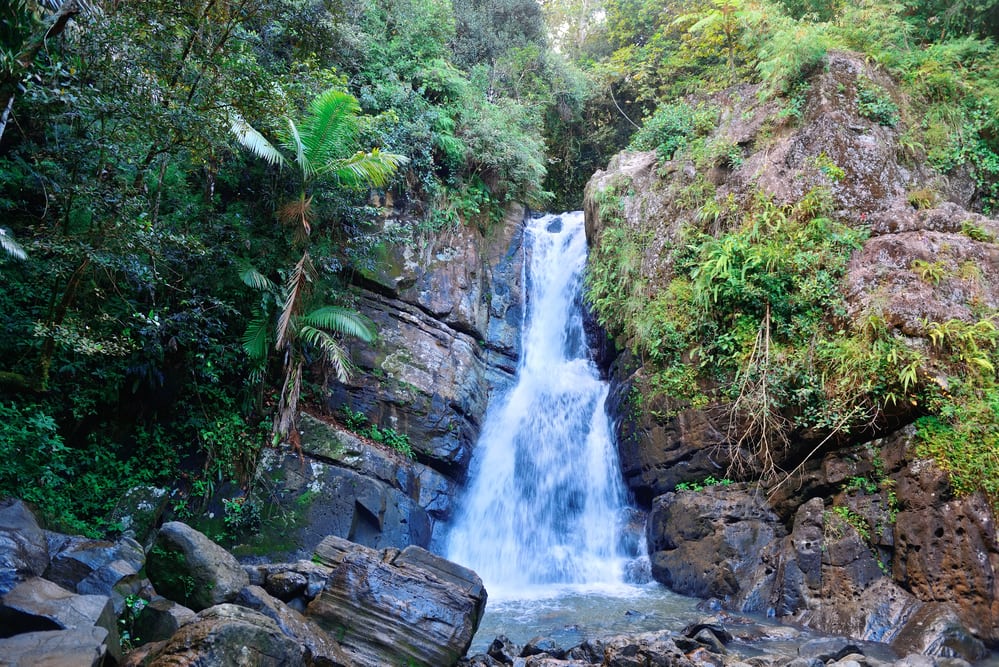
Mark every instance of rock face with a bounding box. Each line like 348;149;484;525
332;204;527;479
646;485;785;608
146;521;249;611
253;413;456;557
586;49;999;648
251;205;527;558
308;534;487;667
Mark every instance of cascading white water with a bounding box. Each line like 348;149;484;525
446;211;630;597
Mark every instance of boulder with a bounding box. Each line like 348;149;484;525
44;534;145;612
124;603;305;666
0;499;49;596
307;535;487;667
108;485;170;546
146;521;249;611
244;560;331;603
0;577;120;662
601;630;698;667
0;626;109;666
646;485;785;610
133;596;196;644
236;585;350;667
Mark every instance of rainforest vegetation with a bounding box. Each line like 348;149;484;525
1;0;998;534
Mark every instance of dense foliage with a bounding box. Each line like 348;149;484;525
0;0;590;534
584;0;999;499
2;0;998;532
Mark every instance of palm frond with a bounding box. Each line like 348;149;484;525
331;149;409;189
282;117;312;180
275;251;315;351
300;89;361;167
299;325;353;381
242;313;272;361
0;228;27;260
274;358;303;441
300;306;377;342
239;264;276;292
230;112;286;167
277;195;313;239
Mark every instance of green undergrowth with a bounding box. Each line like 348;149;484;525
588;174;999;502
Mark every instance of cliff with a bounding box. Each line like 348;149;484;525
585;51;999;650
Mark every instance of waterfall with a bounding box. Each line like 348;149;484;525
446;211;630;597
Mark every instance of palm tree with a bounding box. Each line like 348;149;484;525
231;88;407;448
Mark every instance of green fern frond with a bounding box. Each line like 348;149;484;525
300;306;377;342
0;228;27;260
230;112;286;167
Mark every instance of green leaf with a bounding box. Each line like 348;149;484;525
299;306;377;343
229;112;286;168
0;228;26;260
241;314;271;362
238;265;275;292
298;325;351;381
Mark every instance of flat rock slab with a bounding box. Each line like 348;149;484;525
308;535;486;667
0;626;109;667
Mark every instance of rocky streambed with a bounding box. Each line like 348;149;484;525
2;494;993;667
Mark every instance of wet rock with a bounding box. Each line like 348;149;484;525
798;637;865;662
0;626;109;666
890;604;988;661
146;521;249;611
124;603;305;666
132;596;196;643
522;636;565;658
0;498;49;596
488;634;519;663
244;560;332;602
236;585;349;666
265;570;308;601
601;630;698;667
44;534;144;612
306;535;486;667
